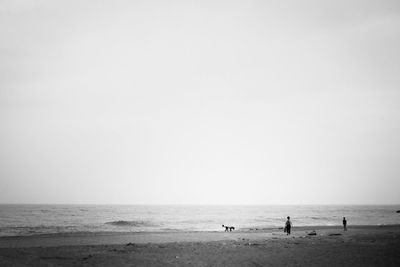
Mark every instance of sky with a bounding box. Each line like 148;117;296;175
1;0;400;205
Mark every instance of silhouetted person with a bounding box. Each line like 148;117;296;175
285;216;292;235
343;217;347;231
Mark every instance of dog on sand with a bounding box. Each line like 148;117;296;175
222;224;235;232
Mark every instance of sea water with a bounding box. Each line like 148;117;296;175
0;205;399;237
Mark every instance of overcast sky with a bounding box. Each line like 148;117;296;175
1;0;399;205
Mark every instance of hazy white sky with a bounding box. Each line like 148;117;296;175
1;0;400;205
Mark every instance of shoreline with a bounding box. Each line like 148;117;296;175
1;224;399;237
1;225;399;248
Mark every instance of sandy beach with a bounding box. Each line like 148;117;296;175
1;225;399;266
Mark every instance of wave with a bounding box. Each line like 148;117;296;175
105;220;158;227
0;225;81;237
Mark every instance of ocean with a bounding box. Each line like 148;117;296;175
0;205;399;237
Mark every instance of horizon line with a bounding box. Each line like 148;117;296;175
1;203;399;206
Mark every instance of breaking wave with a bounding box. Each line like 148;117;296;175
105;220;158;227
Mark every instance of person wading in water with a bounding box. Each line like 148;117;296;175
285;216;292;235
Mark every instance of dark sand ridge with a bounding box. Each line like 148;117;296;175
1;225;400;266
0;225;396;248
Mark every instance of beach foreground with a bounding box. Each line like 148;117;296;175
1;225;399;266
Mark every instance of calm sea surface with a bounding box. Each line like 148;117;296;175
0;205;399;237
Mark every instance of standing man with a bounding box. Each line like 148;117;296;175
285;216;292;235
343;217;347;231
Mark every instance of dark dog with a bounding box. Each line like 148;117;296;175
222;224;235;232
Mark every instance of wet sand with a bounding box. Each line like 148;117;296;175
1;225;399;266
